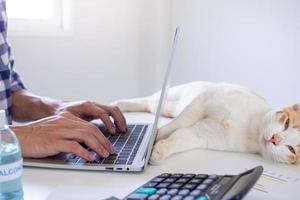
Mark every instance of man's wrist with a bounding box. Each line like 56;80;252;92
12;90;64;122
39;97;64;116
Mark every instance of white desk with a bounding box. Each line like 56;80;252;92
22;113;300;200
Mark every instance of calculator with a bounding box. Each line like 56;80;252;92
123;166;263;200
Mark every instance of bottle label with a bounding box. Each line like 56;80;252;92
0;159;23;182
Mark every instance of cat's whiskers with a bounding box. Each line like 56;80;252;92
271;150;280;163
268;144;281;163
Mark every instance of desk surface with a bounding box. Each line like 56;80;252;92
22;113;300;200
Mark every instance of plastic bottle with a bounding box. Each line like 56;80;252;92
0;110;23;200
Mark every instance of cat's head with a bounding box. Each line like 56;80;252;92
260;104;300;164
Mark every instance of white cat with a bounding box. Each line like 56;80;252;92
115;81;300;165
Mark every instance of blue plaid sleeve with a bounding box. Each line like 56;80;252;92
5;0;25;93
0;0;26;123
10;66;26;93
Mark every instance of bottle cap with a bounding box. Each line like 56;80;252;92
0;110;7;128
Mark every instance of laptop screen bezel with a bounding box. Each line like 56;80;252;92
143;27;180;168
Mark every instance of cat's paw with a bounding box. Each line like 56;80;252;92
156;126;172;141
150;140;170;165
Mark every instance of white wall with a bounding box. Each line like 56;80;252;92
136;0;171;96
170;0;300;108
9;0;171;104
9;0;300;108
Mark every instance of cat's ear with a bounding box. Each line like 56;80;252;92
292;104;300;112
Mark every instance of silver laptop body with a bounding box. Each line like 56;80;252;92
23;27;180;172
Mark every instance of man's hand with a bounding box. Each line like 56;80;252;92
12;112;115;161
58;101;127;134
11;90;128;160
11;90;127;134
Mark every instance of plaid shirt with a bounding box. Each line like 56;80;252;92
0;0;25;124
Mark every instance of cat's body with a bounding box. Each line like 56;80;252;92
115;81;300;164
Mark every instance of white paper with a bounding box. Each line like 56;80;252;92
245;169;300;200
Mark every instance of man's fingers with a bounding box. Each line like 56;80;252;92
81;102;116;134
78;129;111;157
57;141;95;161
62;101;127;134
96;109;116;134
62;127;113;157
100;105;127;133
88;124;116;154
77;116;116;154
61;117;115;155
84;123;115;154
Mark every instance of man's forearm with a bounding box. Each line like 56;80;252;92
12;90;63;122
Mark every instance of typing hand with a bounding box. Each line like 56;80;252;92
58;101;127;134
12;112;115;161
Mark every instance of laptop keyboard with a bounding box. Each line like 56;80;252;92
65;124;149;165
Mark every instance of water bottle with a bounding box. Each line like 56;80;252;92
0;110;23;200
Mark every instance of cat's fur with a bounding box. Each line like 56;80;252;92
114;81;300;164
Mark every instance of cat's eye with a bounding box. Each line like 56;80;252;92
284;118;290;131
287;145;296;154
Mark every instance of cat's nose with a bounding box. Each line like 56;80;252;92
270;134;282;145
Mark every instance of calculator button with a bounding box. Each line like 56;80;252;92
176;178;189;183
190;190;202;196
171;195;183;200
148;194;160;200
178;189;190;196
126;193;148;200
202;179;213;185
157;183;171;188
182;174;195;179
195;174;208;179
196;184;208;191
183;196;195;200
159;194;172;200
159;173;171;178
164;178;177;183
181;184;196;190
157;188;168;195
143;182;158;188
152;177;165;182
196;196;208;200
167;189;179;195
189;179;202;184
208;175;218;180
169;183;183;189
170;174;184;178
136;187;157;195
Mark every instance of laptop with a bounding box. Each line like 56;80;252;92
23;27;180;172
